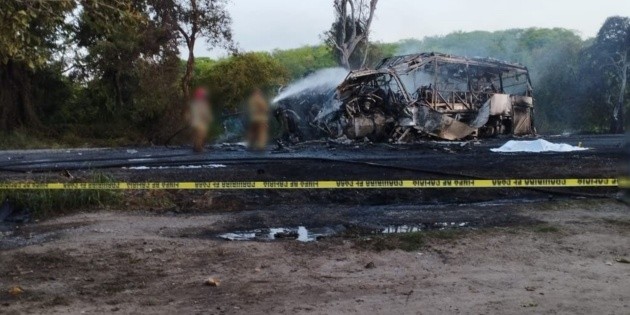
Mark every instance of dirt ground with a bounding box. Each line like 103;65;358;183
0;198;629;315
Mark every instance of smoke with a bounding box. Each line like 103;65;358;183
216;117;245;143
313;98;342;122
392;33;522;65
273;67;349;104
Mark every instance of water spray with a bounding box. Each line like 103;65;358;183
272;67;349;104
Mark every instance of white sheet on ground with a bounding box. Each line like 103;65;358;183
491;139;589;153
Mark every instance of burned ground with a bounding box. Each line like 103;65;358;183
0;134;627;314
0;199;629;314
0;134;623;218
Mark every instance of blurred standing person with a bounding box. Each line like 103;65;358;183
247;88;269;150
188;87;212;153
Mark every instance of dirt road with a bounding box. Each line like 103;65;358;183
1;198;629;314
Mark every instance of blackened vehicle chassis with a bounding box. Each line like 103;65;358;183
318;52;536;142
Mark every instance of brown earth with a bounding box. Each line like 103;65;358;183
1;198;629;315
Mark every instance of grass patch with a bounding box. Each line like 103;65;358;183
0;173;122;218
355;229;466;252
0;126;149;150
602;218;630;228
531;224;561;233
533;198;617;212
124;190;177;211
0;130;63;150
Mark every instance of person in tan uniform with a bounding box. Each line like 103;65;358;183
188;87;212;153
247;88;269;150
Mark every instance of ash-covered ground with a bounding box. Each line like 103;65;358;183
0;134;628;314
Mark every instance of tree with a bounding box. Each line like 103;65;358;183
0;0;157;132
77;0;145;113
75;0;179;117
0;0;75;130
587;16;630;133
153;0;234;101
196;52;289;112
325;0;378;69
272;45;336;79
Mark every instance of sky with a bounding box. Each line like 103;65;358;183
198;0;630;58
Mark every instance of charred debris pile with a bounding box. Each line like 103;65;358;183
274;52;536;144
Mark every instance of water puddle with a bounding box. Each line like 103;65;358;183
218;226;335;242
218;222;470;242
381;222;468;233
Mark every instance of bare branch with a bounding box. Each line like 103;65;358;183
364;0;378;38
177;25;191;48
337;0;347;49
348;0;357;40
328;0;378;69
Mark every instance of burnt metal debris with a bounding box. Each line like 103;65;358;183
305;52;536;142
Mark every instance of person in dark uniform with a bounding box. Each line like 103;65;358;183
274;105;302;144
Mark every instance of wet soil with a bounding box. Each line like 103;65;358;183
1;198;629;314
0;135;627;314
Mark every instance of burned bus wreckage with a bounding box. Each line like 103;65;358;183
276;52;536;143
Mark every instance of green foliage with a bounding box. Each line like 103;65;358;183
0;4;628;144
532;224;561;233
76;0;179;117
581;16;630;133
154;0;234;100
367;41;396;65
0;130;63;150
0;0;76;130
131;57;183;129
520;30;587;132
194;57;217;78
66;0;183;141
272;46;336;79
0;173;122;218
0;0;75;68
195;52;289;112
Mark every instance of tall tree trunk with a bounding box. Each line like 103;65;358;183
181;44;195;102
340;49;351;69
612;66;627;133
611;54;627;134
18;73;41;128
114;71;123;109
0;61;41;131
331;0;378;70
0;67;19;131
361;41;370;69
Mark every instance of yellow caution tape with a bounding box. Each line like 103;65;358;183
0;178;624;190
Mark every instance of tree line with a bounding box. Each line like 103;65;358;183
1;0;628;147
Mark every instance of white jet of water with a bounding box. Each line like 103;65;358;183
272;67;349;104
